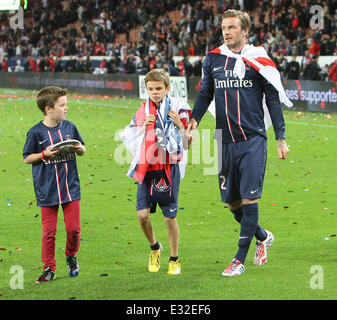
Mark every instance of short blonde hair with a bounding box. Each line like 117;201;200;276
221;9;251;32
144;68;170;88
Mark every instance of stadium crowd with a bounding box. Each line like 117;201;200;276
0;0;336;81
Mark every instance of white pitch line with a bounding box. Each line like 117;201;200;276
286;120;337;129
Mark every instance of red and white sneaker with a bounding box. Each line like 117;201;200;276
221;258;245;277
254;230;274;265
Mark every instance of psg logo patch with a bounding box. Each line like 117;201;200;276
151;177;171;193
147;176;175;204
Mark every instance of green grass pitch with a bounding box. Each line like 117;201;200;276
0;88;336;300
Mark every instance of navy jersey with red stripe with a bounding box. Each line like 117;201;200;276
23;120;84;207
192;51;285;143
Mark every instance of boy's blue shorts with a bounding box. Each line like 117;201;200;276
217;135;267;204
136;164;180;218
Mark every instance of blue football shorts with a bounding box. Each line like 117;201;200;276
136;164;180;218
217;135;267;204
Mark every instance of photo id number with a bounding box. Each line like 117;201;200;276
170;304;211;315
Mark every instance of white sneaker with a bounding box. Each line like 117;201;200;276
254;230;274;265
221;258;245;277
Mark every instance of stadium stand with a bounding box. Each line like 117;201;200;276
0;0;336;81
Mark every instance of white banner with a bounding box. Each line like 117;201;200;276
0;0;20;10
139;75;188;101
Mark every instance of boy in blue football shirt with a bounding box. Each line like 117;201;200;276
23;86;85;283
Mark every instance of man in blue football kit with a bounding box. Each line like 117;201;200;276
23;86;85;283
186;10;289;276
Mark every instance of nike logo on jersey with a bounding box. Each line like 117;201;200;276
39;139;48;144
213;66;223;71
170;208;177;212
250;189;258;194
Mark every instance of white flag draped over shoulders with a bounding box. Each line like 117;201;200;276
120;96;191;182
207;44;292;130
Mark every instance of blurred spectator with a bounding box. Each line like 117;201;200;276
154;55;165;69
49;56;55;72
65;56;79;72
285;55;300;80
320;34;336;55
192;57;202;76
14;59;25;72
301;50;312;70
124;52;136;74
271;51;281;71
328;60;337;82
308;34;321;57
148;51;156;70
303;55;321;81
38;55;51;72
1;59;8;72
136;55;149;75
93;42;105;56
183;55;193;78
195;17;205;36
78;56;93;73
54;57;64;72
98;58;107;74
24;56;36;72
278;54;288;78
296;27;307;56
168;39;179;57
164;59;180;76
320;64;330;82
107;55;121;73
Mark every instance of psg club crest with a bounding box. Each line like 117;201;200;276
151;177;171;194
147;176;175;204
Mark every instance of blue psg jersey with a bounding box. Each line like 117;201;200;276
23;120;84;207
192;51;286;143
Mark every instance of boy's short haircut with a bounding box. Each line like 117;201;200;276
221;9;251;33
37;86;68;114
144;68;170;88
